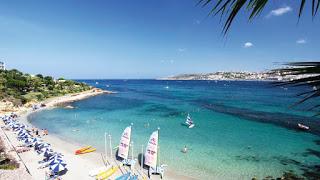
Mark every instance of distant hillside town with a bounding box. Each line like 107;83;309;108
160;71;308;81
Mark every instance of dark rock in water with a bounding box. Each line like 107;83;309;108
235;155;261;162
199;102;320;136
314;139;320;146
304;149;320;159
301;165;320;180
279;158;301;166
281;171;304;180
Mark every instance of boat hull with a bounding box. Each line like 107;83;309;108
188;124;195;128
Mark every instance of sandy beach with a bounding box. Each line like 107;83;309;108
0;89;194;180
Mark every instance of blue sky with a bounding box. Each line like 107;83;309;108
0;0;319;79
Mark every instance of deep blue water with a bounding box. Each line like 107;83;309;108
29;80;320;179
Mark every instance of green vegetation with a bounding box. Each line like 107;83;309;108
0;69;92;106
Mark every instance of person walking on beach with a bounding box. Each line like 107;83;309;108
44;129;48;135
35;129;39;136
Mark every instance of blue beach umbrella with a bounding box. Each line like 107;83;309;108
39;147;52;153
42;150;54;158
24;138;34;144
38;143;50;149
49;158;66;166
18;130;27;135
48;154;63;161
50;162;67;173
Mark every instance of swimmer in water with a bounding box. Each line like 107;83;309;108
181;145;188;153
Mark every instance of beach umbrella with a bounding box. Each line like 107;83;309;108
20;134;31;139
49;158;66;166
50;162;67;173
38;143;50;150
42;150;54;158
39;147;52;153
48;154;63;161
24;138;34;144
18;132;29;137
18;129;26;135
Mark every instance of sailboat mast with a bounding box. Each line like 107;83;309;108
109;134;112;157
104;132;107;159
141;145;144;171
157;127;160;167
129;123;133;159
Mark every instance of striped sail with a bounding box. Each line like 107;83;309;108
144;130;158;168
186;114;193;125
118;126;131;159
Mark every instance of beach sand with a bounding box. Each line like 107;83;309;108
0;89;195;180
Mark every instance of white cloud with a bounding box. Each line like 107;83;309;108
193;19;201;25
178;48;186;52
267;6;292;18
296;39;307;44
244;42;253;48
161;59;174;64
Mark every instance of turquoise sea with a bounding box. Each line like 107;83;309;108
29;80;320;179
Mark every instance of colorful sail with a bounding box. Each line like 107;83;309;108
118;126;131;159
186;114;193;125
144;130;158;168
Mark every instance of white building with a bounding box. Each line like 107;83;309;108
0;62;5;70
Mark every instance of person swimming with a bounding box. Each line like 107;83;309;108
181;145;188;153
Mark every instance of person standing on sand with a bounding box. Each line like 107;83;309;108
44;129;48;135
35;129;39;136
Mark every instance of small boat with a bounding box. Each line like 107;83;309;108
298;123;310;130
185;114;195;128
89;165;111;177
115;172;131;180
76;148;96;155
96;165;120;180
144;128;166;179
75;146;92;154
129;175;138;180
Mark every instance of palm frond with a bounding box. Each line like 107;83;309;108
272;62;320;115
199;0;319;35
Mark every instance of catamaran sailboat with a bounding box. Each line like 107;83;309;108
185;113;195;128
117;125;136;167
144;128;167;179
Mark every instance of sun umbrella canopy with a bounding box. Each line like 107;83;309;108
50;162;67;173
24;138;34;144
39;147;52;152
49;158;66;166
38;143;50;149
49;154;63;161
42;150;54;158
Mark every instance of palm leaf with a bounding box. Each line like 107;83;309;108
272;62;320;115
198;0;319;34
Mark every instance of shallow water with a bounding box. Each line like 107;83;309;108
29;80;320;179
